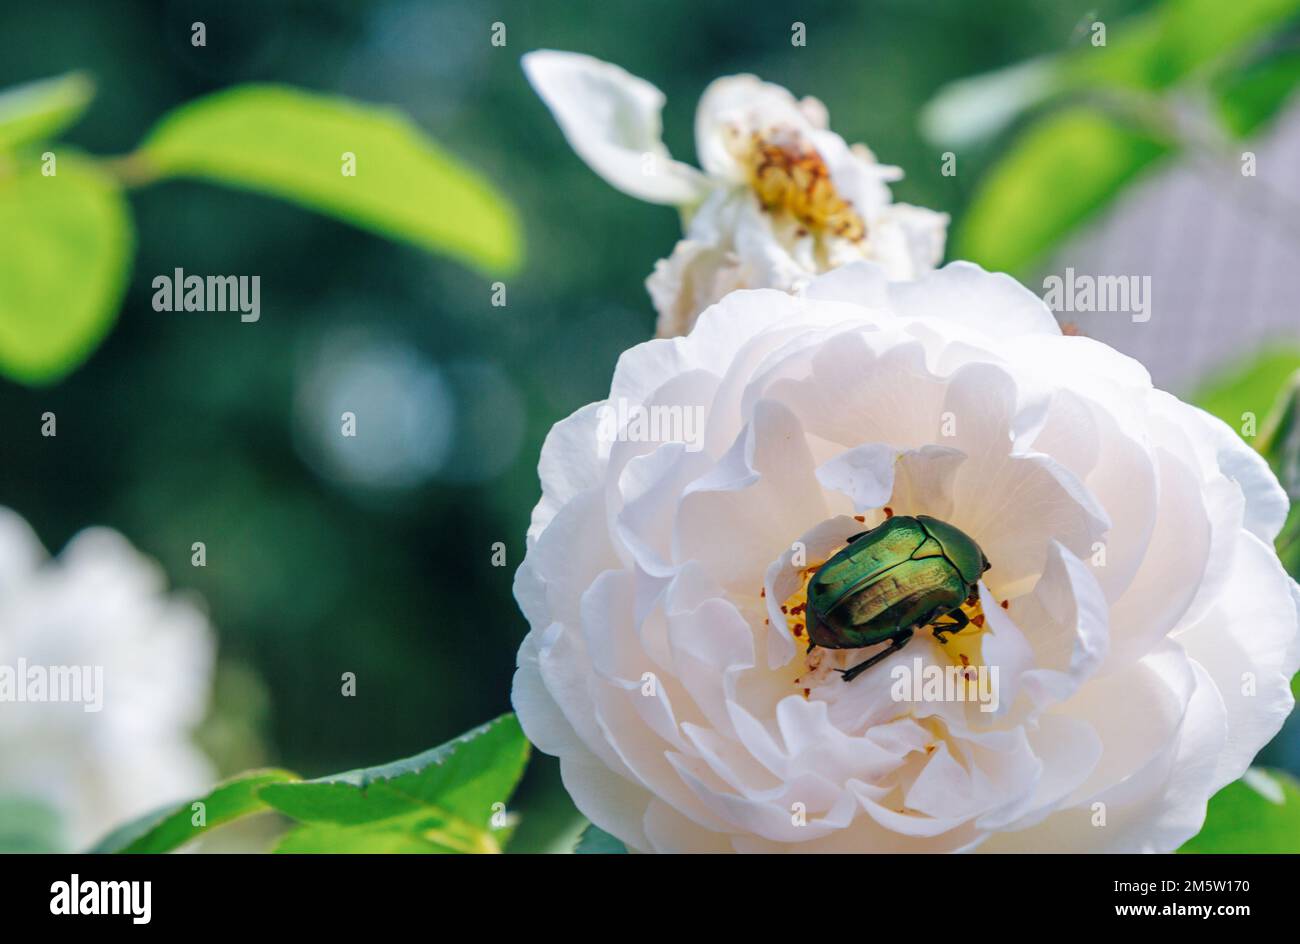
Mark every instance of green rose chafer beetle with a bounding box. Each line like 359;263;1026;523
805;514;991;682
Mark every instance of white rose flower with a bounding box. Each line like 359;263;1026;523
523;50;948;338
0;508;216;849
511;262;1300;853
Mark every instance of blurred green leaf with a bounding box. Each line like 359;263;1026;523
1180;769;1300;852
90;769;298;854
137;84;521;274
1066;0;1300;91
573;823;628;854
930;0;1300;268
1192;346;1300;431
0;795;65;853
1258;372;1300;575
0;154;133;384
1272;505;1300;576
0;72;94;151
1194;350;1300;577
1257;369;1300;478
1214;48;1300;136
920;58;1061;150
954;107;1170;276
261;713;528;854
924;0;1300;147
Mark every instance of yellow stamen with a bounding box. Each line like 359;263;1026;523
731;127;866;241
934;597;987;680
779;563;820;650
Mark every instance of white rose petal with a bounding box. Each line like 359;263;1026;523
512;262;1300;853
0;508;216;849
523;50;709;205
524;50;949;336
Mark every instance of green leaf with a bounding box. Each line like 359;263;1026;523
274;812;518;854
90;769;298;854
1193;349;1300;577
0;72;95;152
85;801;176;854
1066;0;1300;91
91;714;529;854
1180;769;1300;852
573;823;628;854
1273;506;1300;578
0;154;133;384
260;713;529;854
274;822;466;854
923;0;1300;146
1192;346;1300;432
954;107;1170;276
1214;49;1300;136
0;795;66;853
920;58;1062;149
1257;369;1300;479
1258;373;1300;576
137;84;521;274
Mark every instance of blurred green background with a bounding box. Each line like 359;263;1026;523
3;0;1299;852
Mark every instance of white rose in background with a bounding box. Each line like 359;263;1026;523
523;51;948;338
0;508;215;849
512;261;1300;853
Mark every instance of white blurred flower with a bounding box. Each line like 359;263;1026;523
0;509;215;849
524;50;947;337
511;262;1300;853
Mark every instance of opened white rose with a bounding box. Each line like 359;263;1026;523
523;51;948;338
511;261;1300;853
0;509;215;849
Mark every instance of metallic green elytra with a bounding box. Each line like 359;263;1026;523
805;515;991;682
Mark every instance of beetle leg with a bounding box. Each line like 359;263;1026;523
836;629;914;682
931;608;970;644
844;530;869;544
